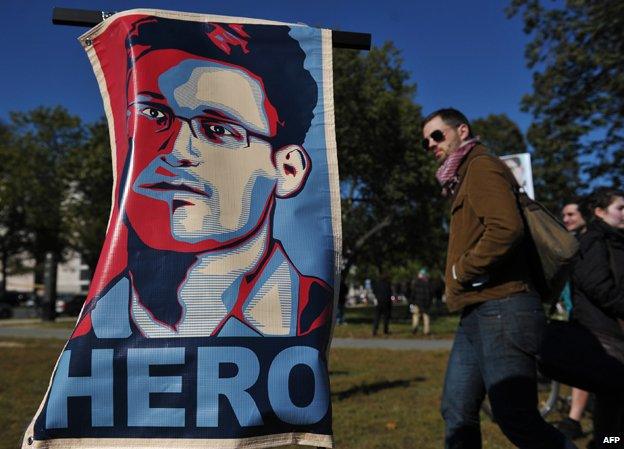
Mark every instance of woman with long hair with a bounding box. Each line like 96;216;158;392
571;188;624;443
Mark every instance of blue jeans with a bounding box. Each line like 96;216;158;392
441;293;577;449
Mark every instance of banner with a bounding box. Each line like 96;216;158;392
500;152;535;199
23;9;340;449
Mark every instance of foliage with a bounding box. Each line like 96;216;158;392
334;44;447;282
472;113;527;156
0;122;29;293
8;107;85;274
526;120;581;210
508;0;624;197
62;118;113;273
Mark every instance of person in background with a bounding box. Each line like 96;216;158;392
372;271;393;336
571;188;624;446
562;201;588;236
336;279;348;325
556;200;589;440
410;268;433;335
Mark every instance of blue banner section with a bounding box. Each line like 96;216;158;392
35;332;332;440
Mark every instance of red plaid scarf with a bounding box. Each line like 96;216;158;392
435;138;479;196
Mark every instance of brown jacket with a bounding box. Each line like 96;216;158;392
445;145;533;311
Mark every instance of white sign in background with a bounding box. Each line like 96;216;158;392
500;152;535;200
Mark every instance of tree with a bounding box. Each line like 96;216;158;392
508;0;624;191
9;107;85;287
0;122;29;295
472;113;527;156
526;120;582;210
62;118;113;273
333;44;447;284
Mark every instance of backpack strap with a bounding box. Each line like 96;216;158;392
605;240;620;289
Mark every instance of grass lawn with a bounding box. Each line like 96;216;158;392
0;319;77;329
333;304;460;339
0;339;66;449
2;306;459;337
0;336;593;449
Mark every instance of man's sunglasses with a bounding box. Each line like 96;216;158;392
422;130;445;151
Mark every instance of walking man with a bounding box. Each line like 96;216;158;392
422;108;576;448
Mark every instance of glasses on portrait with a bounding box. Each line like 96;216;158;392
422;129;445;151
129;102;268;148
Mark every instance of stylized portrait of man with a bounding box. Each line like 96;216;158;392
72;17;333;339
25;13;338;448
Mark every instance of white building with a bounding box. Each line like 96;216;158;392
3;252;90;294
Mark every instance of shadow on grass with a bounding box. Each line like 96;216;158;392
333;377;426;401
329;370;350;376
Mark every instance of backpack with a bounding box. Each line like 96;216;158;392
493;157;579;303
516;191;579;303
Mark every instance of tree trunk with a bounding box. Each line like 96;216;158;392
40;252;58;322
0;251;6;296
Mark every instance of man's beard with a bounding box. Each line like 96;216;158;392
126;222;197;328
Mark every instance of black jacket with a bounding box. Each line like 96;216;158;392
571;220;624;341
410;278;433;310
373;279;393;308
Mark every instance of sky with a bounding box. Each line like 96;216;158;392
0;0;534;134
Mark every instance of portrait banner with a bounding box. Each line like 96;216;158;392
500;152;535;199
23;9;341;449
